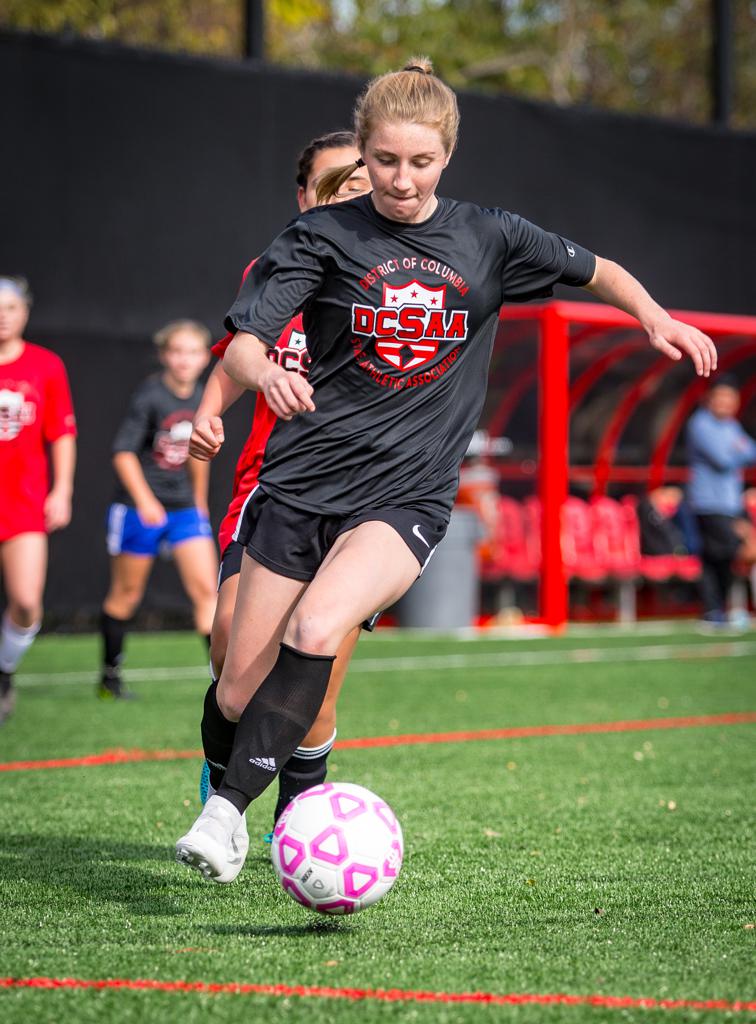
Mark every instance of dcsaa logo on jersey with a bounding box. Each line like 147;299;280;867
0;387;36;441
269;328;310;376
153;411;193;470
352;281;469;371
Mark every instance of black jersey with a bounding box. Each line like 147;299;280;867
111;374;202;509
226;194;595;520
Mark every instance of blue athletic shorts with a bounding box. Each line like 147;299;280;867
106;503;212;557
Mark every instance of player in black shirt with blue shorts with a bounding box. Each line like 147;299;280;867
100;320;218;699
176;57;717;883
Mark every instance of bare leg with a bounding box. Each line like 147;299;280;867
210;572;239;678
1;532;47;628
217;553;308;721
284;520;420;655
211;567;360;739
172;536;219;637
103;553;154;620
0;533;47;721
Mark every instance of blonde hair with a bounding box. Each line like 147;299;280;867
153;319;211;350
316;57;459;206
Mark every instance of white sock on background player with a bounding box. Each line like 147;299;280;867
0;613;41;674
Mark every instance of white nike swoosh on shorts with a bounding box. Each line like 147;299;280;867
412;524;431;548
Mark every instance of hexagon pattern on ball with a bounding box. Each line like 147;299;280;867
270;782;403;916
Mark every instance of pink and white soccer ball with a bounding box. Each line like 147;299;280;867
270;782;403;915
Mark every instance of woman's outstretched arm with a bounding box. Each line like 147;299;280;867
585;256;717;377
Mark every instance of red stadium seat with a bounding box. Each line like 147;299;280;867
481;495;538;582
522;495;542;571
590;496;640;579
561;496;606;582
483;493;705;621
620;495;701;582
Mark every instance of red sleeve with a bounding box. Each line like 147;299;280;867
211;331;234;359
42;353;77;442
211;258;258;359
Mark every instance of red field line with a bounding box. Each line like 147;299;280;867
1;977;754;1013
0;748;202;772
1;711;754;774
335;711;756;749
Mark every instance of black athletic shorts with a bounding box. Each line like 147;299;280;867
234;486;447;582
217;534;385;632
695;514;745;562
218;538;245;588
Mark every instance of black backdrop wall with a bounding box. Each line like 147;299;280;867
2;31;755;619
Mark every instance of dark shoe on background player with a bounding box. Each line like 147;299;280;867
695;609;727;634
98;666;137;700
0;671;16;724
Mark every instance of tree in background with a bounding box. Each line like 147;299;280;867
1;0;754;129
0;0;243;54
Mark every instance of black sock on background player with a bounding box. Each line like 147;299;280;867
217;643;334;815
201;679;238;789
273;732;336;823
99;610;134;698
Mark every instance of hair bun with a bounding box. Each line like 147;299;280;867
403;56;434;75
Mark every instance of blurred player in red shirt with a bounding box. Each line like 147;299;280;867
188;131;371;859
0;276;77;723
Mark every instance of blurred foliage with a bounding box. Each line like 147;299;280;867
0;0;243;53
1;0;754;129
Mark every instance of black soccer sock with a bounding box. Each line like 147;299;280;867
217;643;335;815
201;680;238;790
699;558;732;615
100;610;130;672
274;731;336;824
713;558;734;611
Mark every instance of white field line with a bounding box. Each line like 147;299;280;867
15;640;756;688
345;620;716;641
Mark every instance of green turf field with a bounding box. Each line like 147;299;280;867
1;627;754;1023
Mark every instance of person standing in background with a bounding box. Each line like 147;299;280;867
99;320;218;699
0;276;77;724
686;375;756;630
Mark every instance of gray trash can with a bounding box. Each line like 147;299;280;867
396;508;482;629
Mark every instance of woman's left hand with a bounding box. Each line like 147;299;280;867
646;314;718;377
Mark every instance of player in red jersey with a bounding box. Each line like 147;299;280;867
0;277;77;723
188;132;370;860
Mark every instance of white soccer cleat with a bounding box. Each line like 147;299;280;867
197;760;250;880
175;794;249;884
